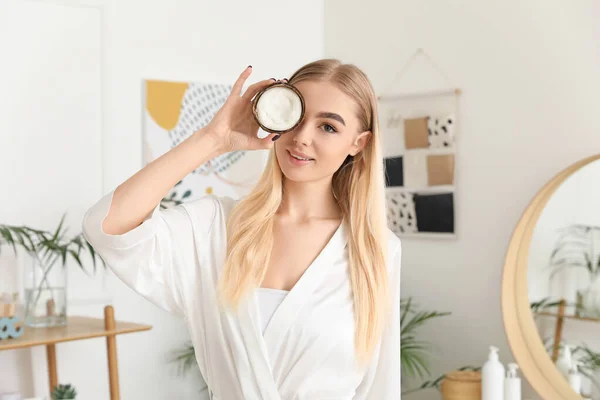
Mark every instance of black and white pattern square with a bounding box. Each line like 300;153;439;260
386;191;417;234
428;114;455;149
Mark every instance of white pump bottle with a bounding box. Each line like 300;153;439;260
482;346;505;400
568;360;582;394
504;363;521;400
556;344;573;379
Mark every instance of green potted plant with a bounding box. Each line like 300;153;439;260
399;298;480;395
51;383;77;400
399;297;451;394
0;215;104;327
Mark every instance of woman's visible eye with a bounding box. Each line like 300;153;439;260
320;123;337;133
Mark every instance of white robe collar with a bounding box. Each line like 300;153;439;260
238;218;349;400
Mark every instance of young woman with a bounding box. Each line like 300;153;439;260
82;59;401;399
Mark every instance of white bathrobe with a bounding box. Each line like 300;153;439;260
82;190;402;400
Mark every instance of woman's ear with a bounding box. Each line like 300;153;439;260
350;130;372;156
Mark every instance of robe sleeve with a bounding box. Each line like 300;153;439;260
354;241;402;400
81;189;218;318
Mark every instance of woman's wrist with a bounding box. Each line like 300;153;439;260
192;127;229;158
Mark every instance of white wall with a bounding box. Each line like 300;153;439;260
1;1;106;397
0;0;323;398
324;0;600;398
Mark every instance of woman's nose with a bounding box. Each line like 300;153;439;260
292;123;313;146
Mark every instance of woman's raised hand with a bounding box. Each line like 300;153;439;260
204;66;280;153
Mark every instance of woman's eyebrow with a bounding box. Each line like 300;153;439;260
316;111;345;126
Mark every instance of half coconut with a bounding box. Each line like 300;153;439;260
252;82;305;134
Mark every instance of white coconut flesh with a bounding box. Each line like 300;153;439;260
255;86;303;132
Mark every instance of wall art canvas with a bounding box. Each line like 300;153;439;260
379;91;459;238
142;79;269;204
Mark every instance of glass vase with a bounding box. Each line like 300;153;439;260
23;252;67;327
578;276;600;318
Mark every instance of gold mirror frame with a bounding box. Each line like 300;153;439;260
502;153;600;399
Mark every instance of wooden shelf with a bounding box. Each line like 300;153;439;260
0;316;151;351
0;305;152;400
534;311;600;324
533;298;600;363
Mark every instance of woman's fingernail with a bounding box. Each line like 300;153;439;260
248;65;252;69
270;78;276;81
272;135;281;141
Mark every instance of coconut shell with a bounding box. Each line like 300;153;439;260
252;82;305;134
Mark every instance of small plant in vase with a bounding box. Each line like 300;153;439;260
0;215;104;327
52;383;77;400
548;224;600;317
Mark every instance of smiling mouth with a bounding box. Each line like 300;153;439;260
287;150;314;161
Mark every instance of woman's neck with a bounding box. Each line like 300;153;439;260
277;178;341;222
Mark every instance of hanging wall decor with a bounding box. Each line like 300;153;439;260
378;48;461;238
142;79;269;203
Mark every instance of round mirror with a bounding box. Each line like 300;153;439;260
503;154;600;400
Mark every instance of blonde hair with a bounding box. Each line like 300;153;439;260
218;59;390;364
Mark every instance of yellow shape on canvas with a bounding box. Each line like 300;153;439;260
145;80;188;130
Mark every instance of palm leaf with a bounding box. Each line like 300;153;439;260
0;225;44;254
530;297;567;313
169;341;198;376
403;310;450;334
400;297;412;327
0;217;105;273
400;298;450;380
401;337;433;378
548;224;600;281
568;345;600;394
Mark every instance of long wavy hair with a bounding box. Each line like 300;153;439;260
217;59;390;364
